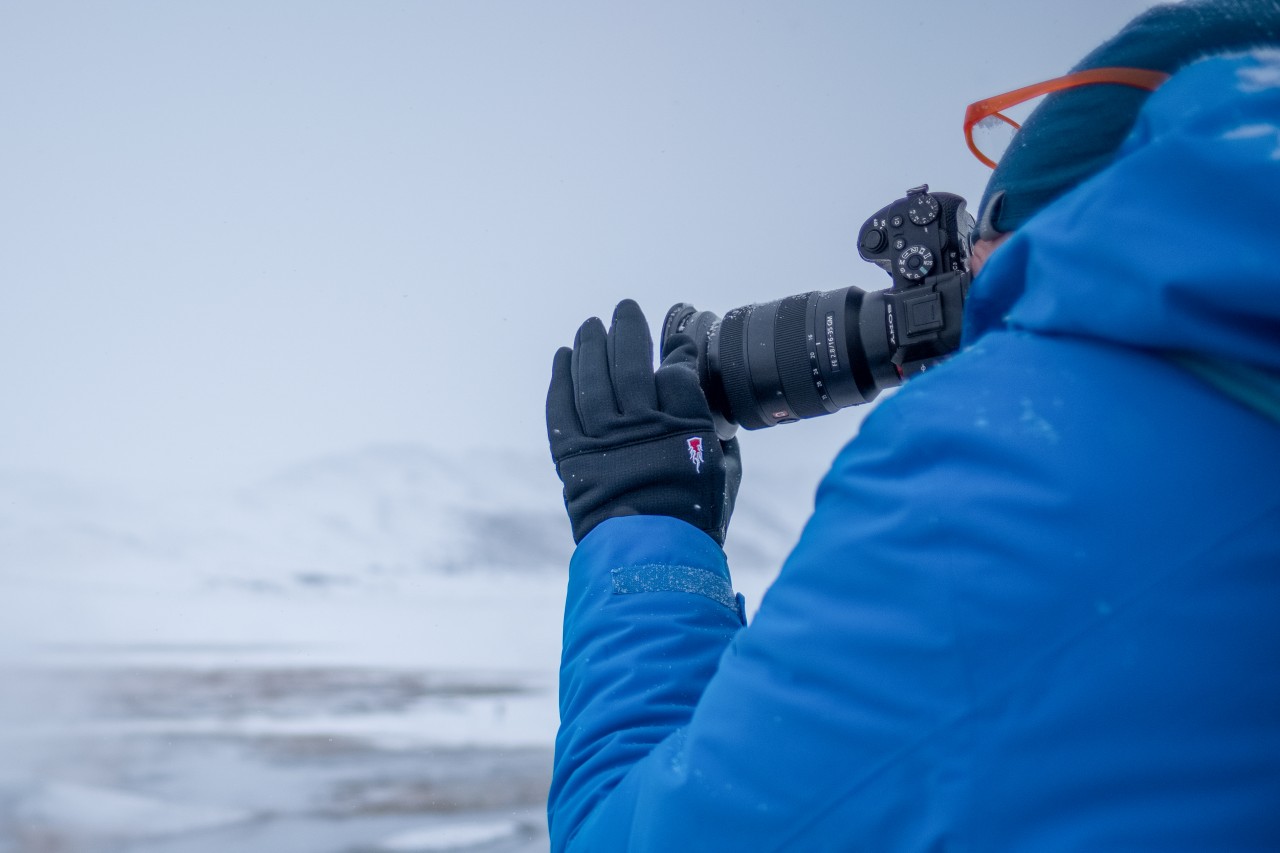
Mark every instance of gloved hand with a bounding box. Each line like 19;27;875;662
547;299;741;545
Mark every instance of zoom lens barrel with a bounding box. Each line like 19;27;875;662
662;287;901;441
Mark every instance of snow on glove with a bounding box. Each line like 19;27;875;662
547;299;741;545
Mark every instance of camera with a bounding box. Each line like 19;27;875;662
661;185;974;440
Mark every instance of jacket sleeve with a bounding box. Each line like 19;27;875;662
548;514;747;850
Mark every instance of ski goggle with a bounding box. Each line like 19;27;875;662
964;66;1170;169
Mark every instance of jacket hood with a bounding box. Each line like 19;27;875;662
977;0;1280;238
965;50;1280;373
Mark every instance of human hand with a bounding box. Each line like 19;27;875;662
547;299;741;545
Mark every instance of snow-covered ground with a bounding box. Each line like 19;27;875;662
0;568;565;851
0;443;806;852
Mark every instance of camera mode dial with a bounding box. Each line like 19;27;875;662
897;245;934;281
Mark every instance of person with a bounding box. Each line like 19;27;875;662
544;2;1280;849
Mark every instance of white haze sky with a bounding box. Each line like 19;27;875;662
0;0;1163;491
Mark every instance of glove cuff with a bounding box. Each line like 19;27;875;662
556;432;732;545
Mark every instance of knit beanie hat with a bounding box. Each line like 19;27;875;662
977;0;1280;239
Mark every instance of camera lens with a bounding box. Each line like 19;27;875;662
662;288;900;440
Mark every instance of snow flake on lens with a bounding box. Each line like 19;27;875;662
686;437;704;473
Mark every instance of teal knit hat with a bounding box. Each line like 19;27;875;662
977;0;1280;239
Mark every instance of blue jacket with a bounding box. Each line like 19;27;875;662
549;53;1280;851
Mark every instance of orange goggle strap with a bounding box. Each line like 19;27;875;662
965;66;1171;169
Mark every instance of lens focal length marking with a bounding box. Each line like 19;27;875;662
805;289;868;412
825;312;840;371
773;293;831;421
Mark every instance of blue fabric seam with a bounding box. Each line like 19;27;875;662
610;563;738;612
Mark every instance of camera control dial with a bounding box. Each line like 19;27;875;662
907;193;940;226
860;227;887;253
897;245;934;280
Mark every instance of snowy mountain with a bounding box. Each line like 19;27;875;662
0;442;812;594
228;444;575;580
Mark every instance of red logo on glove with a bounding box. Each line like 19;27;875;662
687;437;704;473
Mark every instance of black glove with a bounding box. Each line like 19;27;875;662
547;299;741;545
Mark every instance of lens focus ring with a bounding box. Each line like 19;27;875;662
717;306;768;430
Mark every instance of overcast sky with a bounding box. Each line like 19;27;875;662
0;0;1163;491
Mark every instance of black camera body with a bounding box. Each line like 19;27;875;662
857;185;972;378
663;185;973;440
